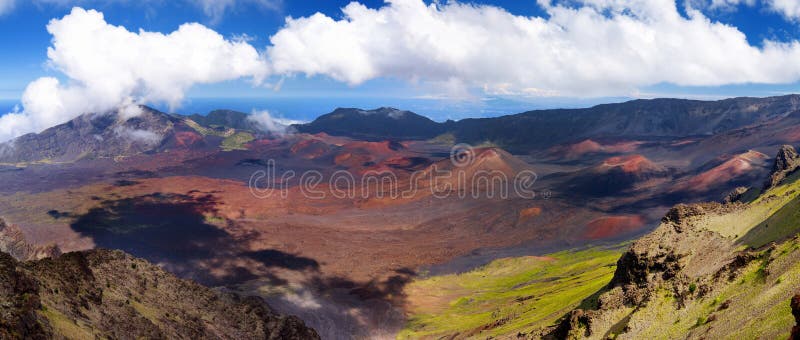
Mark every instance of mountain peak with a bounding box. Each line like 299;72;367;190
296;107;443;140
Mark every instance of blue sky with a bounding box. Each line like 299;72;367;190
2;0;800;141
0;0;798;102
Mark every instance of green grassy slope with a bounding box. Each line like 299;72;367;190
399;247;624;339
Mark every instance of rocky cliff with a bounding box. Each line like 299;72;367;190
764;144;800;190
0;219;319;339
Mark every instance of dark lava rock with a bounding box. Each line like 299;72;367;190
723;186;749;203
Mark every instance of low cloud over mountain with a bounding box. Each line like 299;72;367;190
9;0;800;141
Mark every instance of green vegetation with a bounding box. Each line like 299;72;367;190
220;132;254;151
39;306;94;339
627;239;799;339
690;174;800;249
429;133;456;146
399;246;624;338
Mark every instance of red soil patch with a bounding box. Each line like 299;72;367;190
174;131;203;148
584;215;645;239
781;125;800;143
340;141;405;155
247;138;284;149
601;155;663;173
682;150;768;192
566;139;603;157
560;139;643;158
290;139;331;159
518;206;542;222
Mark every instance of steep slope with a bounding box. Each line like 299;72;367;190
764;144;800;190
187;109;262;132
566;155;670;196
296;95;800;151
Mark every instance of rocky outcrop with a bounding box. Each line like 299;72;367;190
0;249;319;339
0;218;60;261
723;186;749;203
546;202;737;338
764;145;800;190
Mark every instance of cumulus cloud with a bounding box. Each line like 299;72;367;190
691;0;800;19
10;0;800;142
267;0;800;98
0;7;269;142
767;0;800;19
248;109;303;135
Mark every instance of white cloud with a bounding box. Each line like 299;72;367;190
267;0;800;98
0;0;13;15
114;126;163;145
248;109;302;135
695;0;800;19
0;7;269;142
767;0;800;19
9;1;800;142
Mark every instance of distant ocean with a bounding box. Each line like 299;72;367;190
0;96;624;123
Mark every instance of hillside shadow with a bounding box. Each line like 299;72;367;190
69;192;318;286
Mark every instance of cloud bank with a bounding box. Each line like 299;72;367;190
7;0;800;142
268;0;800;97
0;7;268;142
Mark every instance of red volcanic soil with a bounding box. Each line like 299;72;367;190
333;141;411;170
340;140;405;154
557;139;643;158
599;154;665;174
780;125;800;142
382;156;431;171
679;150;768;192
173;131;203;148
567;139;603;156
518;206;542;223
290;138;331;159
584;215;646;239
247;138;285;149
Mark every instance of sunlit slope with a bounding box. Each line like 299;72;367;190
400;171;800;339
399;247;624;339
